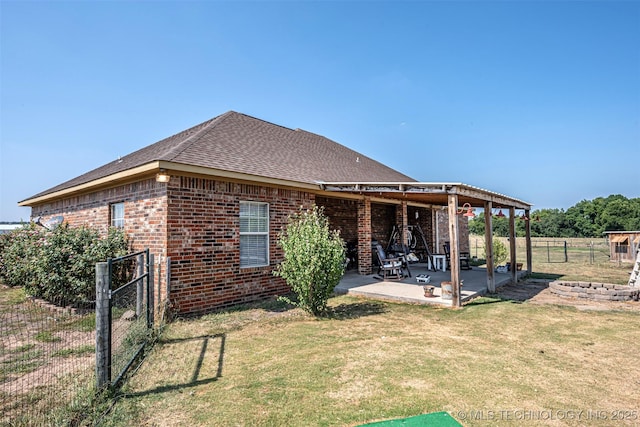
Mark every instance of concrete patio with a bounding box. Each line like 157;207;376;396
335;263;527;307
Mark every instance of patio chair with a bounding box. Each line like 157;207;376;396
375;244;404;280
443;242;472;270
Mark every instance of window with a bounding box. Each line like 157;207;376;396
240;201;269;267
111;203;124;229
615;243;628;254
612;235;629;254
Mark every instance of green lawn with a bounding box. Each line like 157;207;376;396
103;294;640;426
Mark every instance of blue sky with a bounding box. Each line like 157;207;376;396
1;1;638;221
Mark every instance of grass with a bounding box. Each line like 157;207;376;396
0;348;45;380
35;330;62;343
0;284;98;425
66;312;96;332
469;235;634;285
51;344;95;358
103;293;640;426
0;286;29;305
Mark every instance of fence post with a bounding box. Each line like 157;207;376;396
547;241;550;263
136;254;144;318
96;262;110;390
564;241;568;263
166;256;171;301
156;259;161;316
148;253;154;329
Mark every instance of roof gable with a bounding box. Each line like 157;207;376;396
24;111;415;201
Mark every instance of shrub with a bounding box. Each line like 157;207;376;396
273;205;345;316
0;223;41;289
493;239;508;265
0;223;129;306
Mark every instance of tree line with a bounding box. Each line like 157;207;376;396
469;194;640;238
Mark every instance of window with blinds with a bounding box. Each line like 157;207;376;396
239;201;269;267
110;203;124;229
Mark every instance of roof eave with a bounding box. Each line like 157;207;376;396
320;181;532;209
19;162;163;206
19;161;322;207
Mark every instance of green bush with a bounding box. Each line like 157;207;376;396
0;223;41;289
273;205;345;316
493;239;508;265
0;223;129;306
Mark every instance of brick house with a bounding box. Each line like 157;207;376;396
20;111;531;314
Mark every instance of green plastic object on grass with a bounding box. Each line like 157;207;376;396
357;411;463;427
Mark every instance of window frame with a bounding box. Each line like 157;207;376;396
239;201;270;268
110;202;125;229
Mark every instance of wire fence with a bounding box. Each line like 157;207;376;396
469;236;612;265
1;253;170;426
0;292;96;426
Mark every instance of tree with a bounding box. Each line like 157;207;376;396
273;205;345;316
469;195;640;238
468;212;486;235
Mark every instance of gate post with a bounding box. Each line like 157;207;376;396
136;254;144;318
148;253;154;328
96;262;110;390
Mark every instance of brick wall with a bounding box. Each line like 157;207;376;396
31;175;316;316
357;198;372;274
29;176;470;315
30;178;169;299
166;177;314;315
435;209;470;254
407;205;434;257
316;196;358;244
317;198;438;273
371;203;395;246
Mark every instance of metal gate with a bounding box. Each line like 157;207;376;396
95;249;154;389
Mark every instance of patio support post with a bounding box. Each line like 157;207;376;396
484;201;495;292
447;194;461;308
357;197;372;275
397;201;408;248
525;209;532;274
509;207;517;283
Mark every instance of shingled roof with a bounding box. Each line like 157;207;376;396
24;111;415;202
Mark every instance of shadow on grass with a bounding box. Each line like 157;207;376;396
464;295;515;307
123;333;225;398
327;301;388;320
529;272;564;281
270;294;388;320
465;272;563;307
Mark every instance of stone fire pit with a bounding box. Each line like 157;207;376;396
549;281;639;301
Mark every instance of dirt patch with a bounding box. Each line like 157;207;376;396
494;280;640;311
